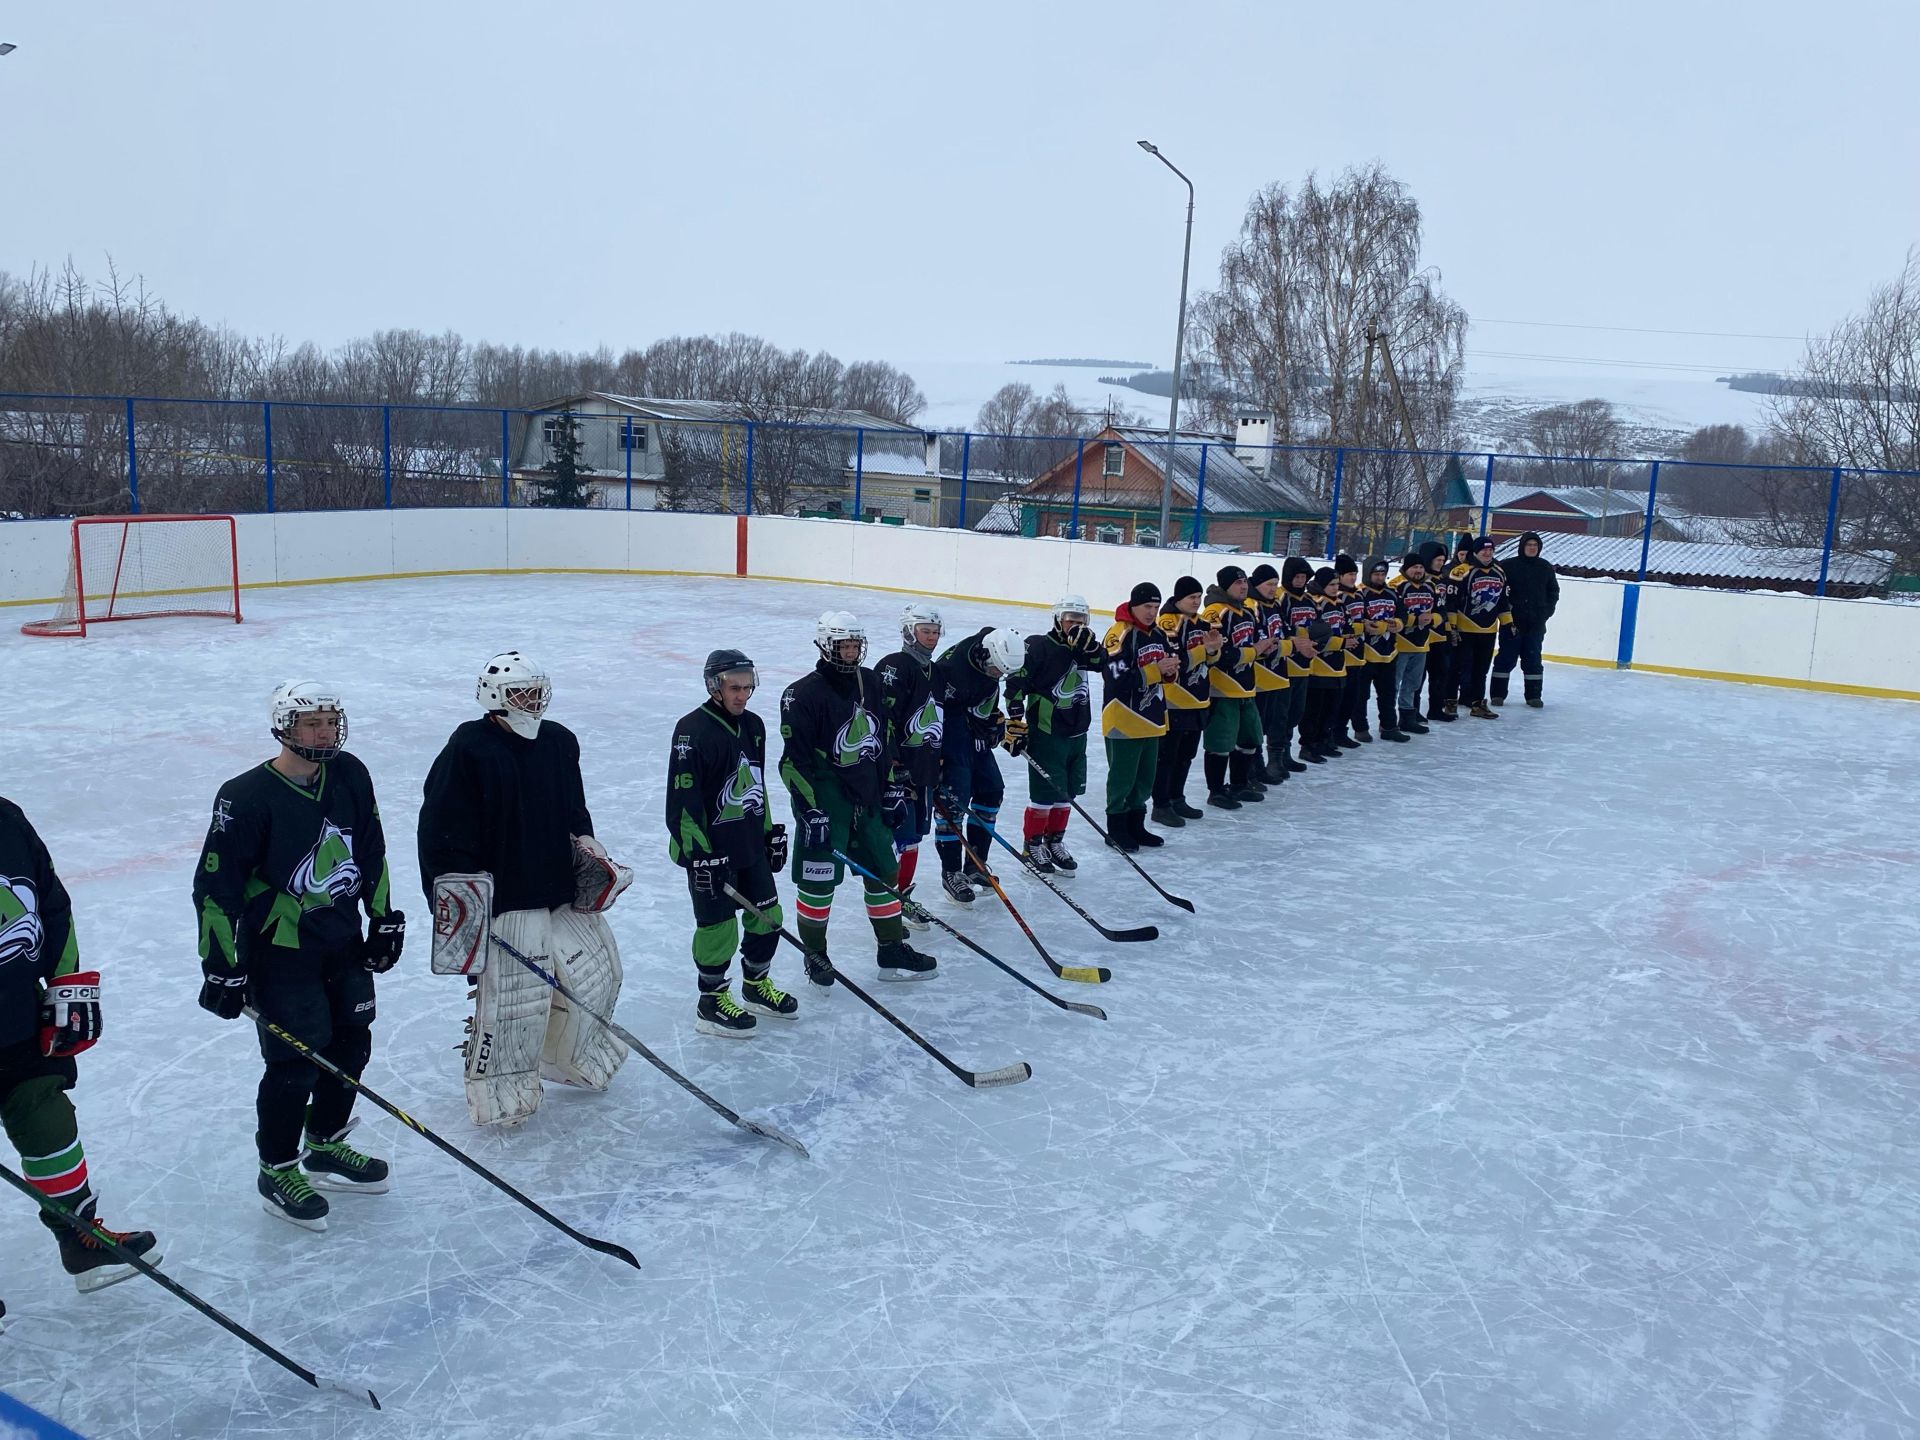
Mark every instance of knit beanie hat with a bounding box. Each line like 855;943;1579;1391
1248;563;1279;588
1399;552;1424;574
1171;575;1203;602
1216;564;1247;589
1311;566;1338;592
1129;580;1162;607
1334;553;1358;577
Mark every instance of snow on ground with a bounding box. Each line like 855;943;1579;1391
2;572;1918;1439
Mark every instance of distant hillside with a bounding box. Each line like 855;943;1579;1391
1721;371;1917;402
1013;358;1154;369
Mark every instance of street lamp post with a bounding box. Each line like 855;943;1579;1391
1137;140;1194;548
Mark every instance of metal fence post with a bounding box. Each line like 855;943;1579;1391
124;397;140;513
740;421;754;514
262;401;275;513
958;433;971;530
381;404;393;508
1190;443;1209;549
624;419;633;510
1637;461;1660;581
1817;466;1843;596
1479;453;1496;537
500;410;511;507
1327;449;1344;556
853;427;864;519
1069;438;1085;539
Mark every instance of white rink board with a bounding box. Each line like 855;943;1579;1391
1;571;1918;1439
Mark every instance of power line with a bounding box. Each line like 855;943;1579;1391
1471;317;1807;343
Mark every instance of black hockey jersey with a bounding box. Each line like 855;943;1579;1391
666;700;772;871
1005;630;1100;739
779;661;891;811
0;798;80;1049
874;647;943;790
418;718;593;916
932;629;1009;742
195;753;392;971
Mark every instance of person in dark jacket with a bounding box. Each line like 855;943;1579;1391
1151;576;1214;827
1492;530;1559;708
1006;596;1107;874
1451;536;1513;718
1360;557;1410;742
1334;554;1371;743
1274;558;1318;768
1426;537;1467;720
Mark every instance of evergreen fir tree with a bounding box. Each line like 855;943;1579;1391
533;411;594;507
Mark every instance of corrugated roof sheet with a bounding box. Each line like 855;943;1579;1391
539;392;927;435
1496;533;1893;586
1109;427;1322;516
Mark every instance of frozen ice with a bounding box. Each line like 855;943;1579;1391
2;573;1918;1439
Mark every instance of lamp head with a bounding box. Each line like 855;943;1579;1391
1136;140;1156;154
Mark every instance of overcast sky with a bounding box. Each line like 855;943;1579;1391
3;0;1915;383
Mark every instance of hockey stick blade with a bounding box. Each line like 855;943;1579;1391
489;933;810;1160
318;1378;384;1410
930;803;1115;983
1024;757;1196;913
967;1062;1035;1089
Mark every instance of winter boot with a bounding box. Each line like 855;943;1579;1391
696;988;758;1038
1229;753;1266;803
1261;751;1287;784
1047;833;1079;873
1380;725;1410;742
1524;676;1544;708
877;939;938;981
1470;701;1500;720
1490;674;1509;706
259;1158;331;1232
302;1118;390;1195
1132;811;1165;848
1106;811;1139;853
1400;708;1430;734
1442;700;1459;719
54;1199;160;1293
1352;725;1374;743
1204;752;1238;808
1174;797;1206;819
741;974;799;1019
941;869;976;904
1150;803;1185;829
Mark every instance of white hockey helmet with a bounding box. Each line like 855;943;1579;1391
979;627;1025;678
899;601;943;646
270;680;347;762
816;611;867;671
1051;594;1091;629
477;651;552;739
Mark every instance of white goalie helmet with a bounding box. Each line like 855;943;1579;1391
270;680;347;762
980;627;1025;678
1051;594;1091;628
899;601;943;646
477;651;552;739
816;610;867;671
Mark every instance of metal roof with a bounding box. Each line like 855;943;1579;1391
1495;533;1894;587
1108;427;1322;516
534;392;928;435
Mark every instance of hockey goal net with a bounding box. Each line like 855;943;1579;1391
20;515;242;637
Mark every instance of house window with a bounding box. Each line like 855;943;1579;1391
619;421;649;453
541;417;569;447
1135;526;1160;548
1095;523;1123;544
1102;443;1124;478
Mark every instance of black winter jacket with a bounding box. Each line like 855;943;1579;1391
1502;533;1560;628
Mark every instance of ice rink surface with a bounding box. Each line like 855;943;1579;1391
2;572;1918;1440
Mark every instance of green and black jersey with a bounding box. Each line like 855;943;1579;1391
779;661;891;812
0;798;80;1050
666;700;773;870
193;752;391;972
873;647;942;790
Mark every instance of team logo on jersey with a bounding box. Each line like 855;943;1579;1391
907;698;943;749
833;706;884;767
1050;666;1086;707
672;734;693;761
0;877;45;970
210;798;234;834
290;820;361;908
1468;574;1505;612
716;758;767;824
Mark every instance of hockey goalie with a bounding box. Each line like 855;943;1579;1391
417;652;633;1126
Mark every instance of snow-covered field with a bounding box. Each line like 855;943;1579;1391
2;572;1917;1439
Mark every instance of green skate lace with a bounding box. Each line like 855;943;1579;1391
746;977;789;1003
267;1164;319;1202
713;990;747;1018
309;1135;373;1169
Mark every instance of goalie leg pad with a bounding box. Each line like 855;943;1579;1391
464;907;552;1127
540;906;627;1092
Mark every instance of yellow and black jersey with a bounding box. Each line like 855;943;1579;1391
1155;611;1212;714
1389;575;1443;653
1308;593;1348;678
1198;589;1258;700
1450;561;1513;636
1100;610;1172;739
1361;584;1402;664
1339;585;1371;666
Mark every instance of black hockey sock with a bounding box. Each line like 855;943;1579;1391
1204;751;1229;793
935;839;963;874
1229;751;1251;788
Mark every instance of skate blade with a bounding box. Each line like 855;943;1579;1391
694;1019;758;1038
306;1170;390;1196
740;1002;798;1021
876;967;937;982
74;1252;161;1294
261;1197;329;1232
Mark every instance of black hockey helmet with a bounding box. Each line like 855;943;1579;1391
703;648;758;695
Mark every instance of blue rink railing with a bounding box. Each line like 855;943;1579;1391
2;390;1915;599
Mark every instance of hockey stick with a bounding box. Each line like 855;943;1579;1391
723;883;1032;1089
0;1160;380;1409
929;801;1114;983
487;931;810;1159
955;805;1159;945
245;1007;640;1270
1021;755;1195;914
830;849;1106;1020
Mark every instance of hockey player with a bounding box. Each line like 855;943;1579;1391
1296;567;1349;761
930;623;1026;902
1428;536;1474;720
419;653;630;1129
2;798;158;1292
1389;551;1441;735
1273;558;1318;772
1198;566;1265;806
196;683;404;1229
1361;558;1410;741
874;603;945;927
1335;554;1372;744
1492;531;1559;707
1150;576;1213;827
1246;564;1294;783
780;613;937;979
666;650;793;1038
1452;536;1514;718
1100;581;1176;851
1005;596;1107;874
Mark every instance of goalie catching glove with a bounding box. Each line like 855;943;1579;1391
40;971;103;1057
572;834;634;913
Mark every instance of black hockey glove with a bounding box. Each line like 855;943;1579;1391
987;711;1008;747
198;957;248;1021
765;823;789;871
881;783;912;833
800;807;831;851
1073;629;1108;666
689;854;732;898
363;910;406;974
803;950;837;988
39;971;102;1058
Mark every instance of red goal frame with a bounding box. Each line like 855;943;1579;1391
20;514;243;638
